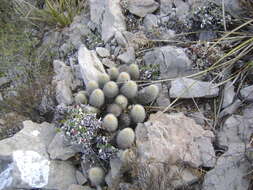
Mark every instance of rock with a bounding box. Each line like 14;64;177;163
0;121;77;190
202;144;251;190
115;31;128;48
68;184;93;190
222;82;235;108
60;14;91;55
160;0;190;18
119;31;149;50
89;0;106;29
144;46;193;78
90;0;126;43
117;47;135;64
105;157;124;188
48;132;79;160
169;165;199;188
143;14;158;31
170;78;219;98
55;81;73;105
188;112;206;126
217;114;253;149
96;47;110;58
242;103;253;117
135;112;216;188
240;85;253;101
0;77;10;88
102;58;116;68
124;0;159;17
219;99;242;118
0;92;3;101
76;170;87;185
53;60;74;105
78;45;106;86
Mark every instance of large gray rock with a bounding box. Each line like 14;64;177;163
48;132;79;160
135;112;216;188
0;121;77;190
89;0;126;43
124;0;159;17
144;46;193;79
78;45;106;86
202;144;251;190
136;112;216;167
170;78;219;98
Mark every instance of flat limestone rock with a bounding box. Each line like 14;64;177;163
124;0;159;17
170;78;219;98
78;45;106;86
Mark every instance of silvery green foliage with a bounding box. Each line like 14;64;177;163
55;105;118;166
190;2;233;30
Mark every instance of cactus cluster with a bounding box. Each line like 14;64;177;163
74;64;160;151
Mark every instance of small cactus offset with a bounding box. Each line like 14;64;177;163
137;84;159;105
130;104;146;123
98;73;110;88
103;81;119;98
74;91;88;104
87;80;99;95
88;167;105;187
89;89;105;108
108;67;119;81
127;63;140;80
117;72;131;85
115;95;128;110
116;128;135;149
102;113;118;132
120;80;138;99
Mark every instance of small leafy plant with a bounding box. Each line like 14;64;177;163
56;105;118;167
